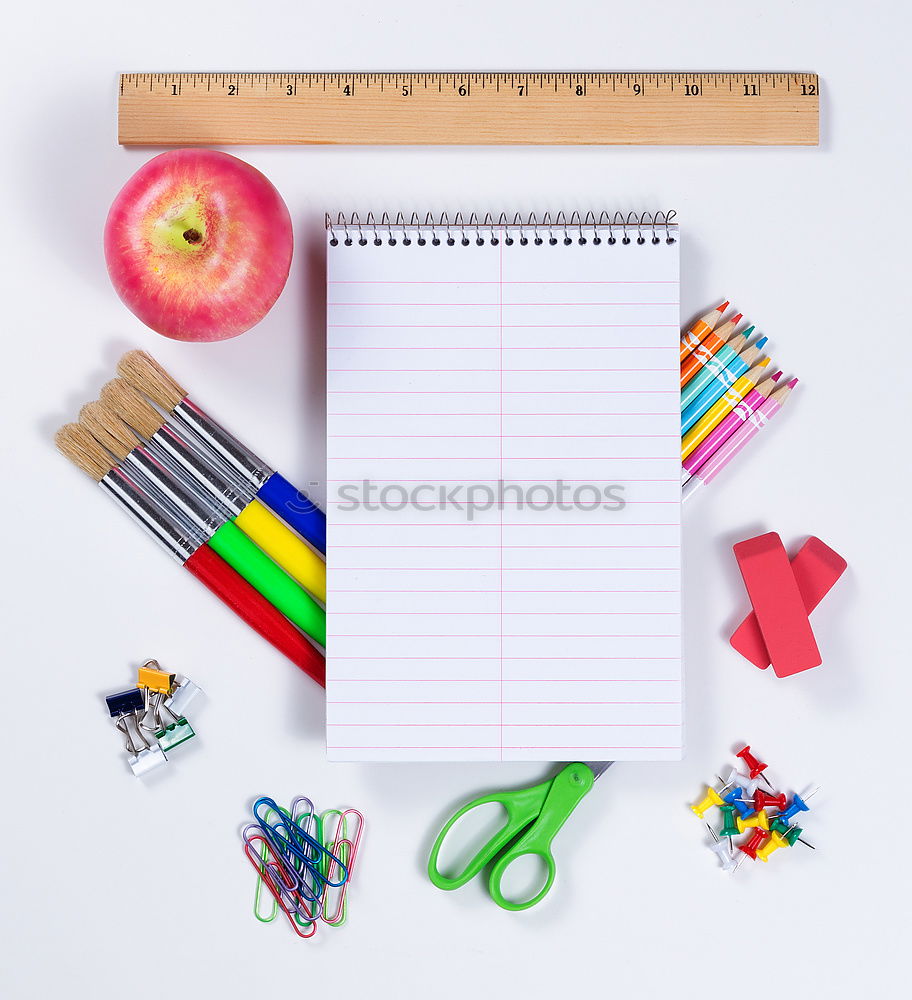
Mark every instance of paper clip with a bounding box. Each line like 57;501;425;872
254;797;349;889
244;834;316;939
243;821;324;922
249;799;317;925
245;812;283;924
248;822;326;918
321;809;364;926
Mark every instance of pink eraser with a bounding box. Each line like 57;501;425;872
731;532;822;678
731;537;847;670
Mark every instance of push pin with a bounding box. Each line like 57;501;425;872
770;818;816;850
723;767;763;798
719;805;740;848
720;784;756;819
778;787;819;826
738;826;770;861
736;809;770;834
705;824;738;872
752;790;787;812
755;829;789;862
691;785;726;819
735;745;775;790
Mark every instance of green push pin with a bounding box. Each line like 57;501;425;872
719;804;740;849
770;817;815;850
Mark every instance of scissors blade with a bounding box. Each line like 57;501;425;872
583;761;614;781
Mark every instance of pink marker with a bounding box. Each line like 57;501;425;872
682;372;782;485
682;379;798;503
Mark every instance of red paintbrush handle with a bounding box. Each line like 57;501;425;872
185;543;325;687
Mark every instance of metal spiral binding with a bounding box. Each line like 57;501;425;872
326;210;677;247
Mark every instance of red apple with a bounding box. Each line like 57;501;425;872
104;149;293;342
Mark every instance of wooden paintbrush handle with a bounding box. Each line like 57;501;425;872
184;544;325;686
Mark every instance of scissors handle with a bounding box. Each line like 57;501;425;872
428;780;552;892
488;763;595;911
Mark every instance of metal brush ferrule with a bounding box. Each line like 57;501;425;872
148;426;251;515
122;450;225;539
170;398;274;490
99;469;201;563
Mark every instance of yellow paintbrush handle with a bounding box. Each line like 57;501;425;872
234;500;326;603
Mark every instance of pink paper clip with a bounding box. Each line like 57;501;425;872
321;808;365;926
244;834;317;939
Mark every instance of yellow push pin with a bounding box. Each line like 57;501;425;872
755;829;789;862
736;809;770;834
691;786;726;819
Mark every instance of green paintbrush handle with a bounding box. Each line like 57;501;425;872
208;521;325;646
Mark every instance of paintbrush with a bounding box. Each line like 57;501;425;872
96;383;325;604
76;406;325;647
117;351;326;553
55;423;324;685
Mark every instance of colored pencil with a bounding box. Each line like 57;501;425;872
117;351;326;554
682;340;767;434
98;381;326;603
682;360;771;459
679;301;729;362
681;329;755;413
682;373;781;484
682;380;798;501
55;424;325;685
77;406;326;647
680;314;743;388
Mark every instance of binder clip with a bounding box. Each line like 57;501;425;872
104;660;204;776
137;659;198;755
106;687;167;777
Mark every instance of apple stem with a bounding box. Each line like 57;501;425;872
183;228;202;245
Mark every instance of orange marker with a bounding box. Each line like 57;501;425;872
680;313;743;388
680;301;729;362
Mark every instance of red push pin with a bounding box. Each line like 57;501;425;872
738;826;771;861
752;789;787;812
736;745;775;791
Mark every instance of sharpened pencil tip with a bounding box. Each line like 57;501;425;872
741;325;755;336
755;336;768;349
718;300;730;312
772;370;783;380
787;377;799;388
731;313;743;324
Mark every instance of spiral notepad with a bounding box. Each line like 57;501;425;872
325;212;682;763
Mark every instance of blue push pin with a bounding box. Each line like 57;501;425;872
778;786;820;825
717;777;755;819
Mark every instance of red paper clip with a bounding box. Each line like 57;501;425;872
244;834;317;939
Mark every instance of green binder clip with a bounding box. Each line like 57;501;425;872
155;717;195;752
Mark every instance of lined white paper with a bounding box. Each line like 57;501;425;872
326;224;682;762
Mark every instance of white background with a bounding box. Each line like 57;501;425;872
2;1;908;996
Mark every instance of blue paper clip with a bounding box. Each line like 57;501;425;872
254;797;349;889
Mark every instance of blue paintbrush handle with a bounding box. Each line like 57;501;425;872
257;472;326;554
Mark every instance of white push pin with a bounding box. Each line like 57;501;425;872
705;824;739;873
724;767;763;797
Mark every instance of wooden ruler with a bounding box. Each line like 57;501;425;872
119;72;819;146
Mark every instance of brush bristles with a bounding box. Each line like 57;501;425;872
79;401;139;462
117;350;186;411
55;423;116;481
101;378;165;439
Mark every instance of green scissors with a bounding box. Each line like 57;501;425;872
427;761;613;911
